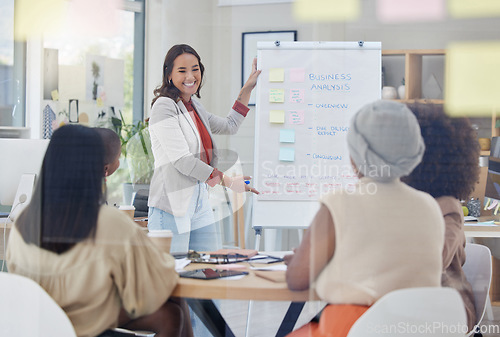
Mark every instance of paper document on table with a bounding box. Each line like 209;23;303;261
464;221;498;227
175;258;191;272
250;264;287;271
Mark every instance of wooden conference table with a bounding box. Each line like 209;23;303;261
464;220;500;238
172;260;319;337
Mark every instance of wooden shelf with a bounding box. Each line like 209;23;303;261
382;49;446;102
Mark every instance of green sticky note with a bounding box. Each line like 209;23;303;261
445;41;500;116
280;129;295;143
279;147;295;162
269;89;285;103
269;110;285;124
269;68;285;82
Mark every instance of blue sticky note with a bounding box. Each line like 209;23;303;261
280;129;295;143
279;147;295;162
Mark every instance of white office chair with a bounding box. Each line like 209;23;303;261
347;287;467;337
0;272;77;337
463;243;493;336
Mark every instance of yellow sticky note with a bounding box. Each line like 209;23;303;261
269;110;285;124
448;0;500;18
96;97;104;107
51;89;59;101
15;0;65;39
269;68;285;82
445;42;500;116
293;0;360;22
269;89;285;103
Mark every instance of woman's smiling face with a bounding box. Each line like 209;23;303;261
168;53;201;101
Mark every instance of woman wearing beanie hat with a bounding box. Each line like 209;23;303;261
284;100;446;337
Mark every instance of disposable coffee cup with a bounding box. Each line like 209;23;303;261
119;205;135;220
147;230;173;254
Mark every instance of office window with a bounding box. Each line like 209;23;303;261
43;0;145;126
0;0;144;130
0;0;26;127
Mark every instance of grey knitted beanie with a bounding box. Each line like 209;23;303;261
347;100;425;182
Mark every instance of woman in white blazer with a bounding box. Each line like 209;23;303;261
148;44;260;253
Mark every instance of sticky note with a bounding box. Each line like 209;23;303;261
269;110;285;124
448;0;500;18
51;89;59;101
280;129;295;143
293;0;360;22
289;110;305;125
15;0;65;39
269;68;285;82
279;147;295;162
445;42;500;116
96;97;104;107
488;199;499;210
377;0;445;23
289;89;305;103
290;68;306;83
269;89;285;103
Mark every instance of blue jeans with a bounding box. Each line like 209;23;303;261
148;183;222;253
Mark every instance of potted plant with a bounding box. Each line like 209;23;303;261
112;112;154;204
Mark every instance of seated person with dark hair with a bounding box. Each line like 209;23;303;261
402;103;479;332
7;125;192;337
94;127;121;177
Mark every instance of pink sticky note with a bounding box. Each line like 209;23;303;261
290;68;306;82
288;110;305;125
377;0;445;23
289;89;305;103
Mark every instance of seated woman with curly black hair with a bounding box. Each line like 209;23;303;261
402;103;479;332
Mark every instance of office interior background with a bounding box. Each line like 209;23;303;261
1;0;500;249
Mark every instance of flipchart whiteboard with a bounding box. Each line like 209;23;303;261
252;41;381;229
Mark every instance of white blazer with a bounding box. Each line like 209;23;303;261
148;97;245;232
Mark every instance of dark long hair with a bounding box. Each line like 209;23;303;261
15;124;105;254
402;103;480;200
151;44;205;107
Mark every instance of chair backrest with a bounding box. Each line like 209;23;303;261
463;243;492;330
0;272;77;337
347;287;467;337
133;189;149;217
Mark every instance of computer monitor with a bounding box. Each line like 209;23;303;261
484;137;500;200
0;139;49;218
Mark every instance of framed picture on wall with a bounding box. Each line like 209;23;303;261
242;30;297;105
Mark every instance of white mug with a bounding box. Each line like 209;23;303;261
381;86;397;100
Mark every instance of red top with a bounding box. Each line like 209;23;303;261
182;100;249;187
183;99;213;165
